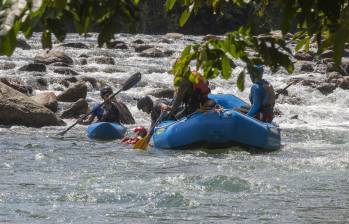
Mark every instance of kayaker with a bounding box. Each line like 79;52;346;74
121;126;147;144
246;65;276;122
137;96;173;127
82;86;121;124
171;70;215;119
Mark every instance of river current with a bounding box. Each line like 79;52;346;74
0;33;348;223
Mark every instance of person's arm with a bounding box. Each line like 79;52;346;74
171;76;191;113
82;114;95;125
247;85;262;117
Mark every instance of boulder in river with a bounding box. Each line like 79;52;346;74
16;39;31;50
132;39;145;44
134;45;153;53
57;82;87;102
31;92;58;113
54;67;80;76
18;63;46;72
147;88;174;98
61;98;89;119
60;42;89;49
34;49;73;65
0;78;32;95
0;62;16;70
107;41;128;49
165;33;184;39
81;76;99;89
89;56;115;65
139;48;165;58
299;62;314;72
26;78;48;90
294;52;314;61
50;62;72;67
316;83;337;95
0;82;64;127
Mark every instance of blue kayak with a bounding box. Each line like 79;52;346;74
152;94;281;151
87;122;126;140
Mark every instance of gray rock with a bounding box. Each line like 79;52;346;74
107;41;128;49
139;48;165;58
60;42;89;49
317;83;337;95
159;38;173;44
54;67;80;76
81;66;99;73
16;39;31;50
0;82;64;127
79;54;89;58
300;62;314;72
165;32;184;39
34;49;73;65
31;92;58;112
0;62;16;70
148;88;174;98
26;78;48;90
57;82;87;102
61;98;89;119
203;34;221;41
18;63;46;72
294;52;314;61
81;77;98;89
0;78;32;95
132;39;145;44
134;44;153;52
321;50;334;59
78;58;88;65
339;77;349;89
50;62;72;67
89;56;115;65
290;115;298;119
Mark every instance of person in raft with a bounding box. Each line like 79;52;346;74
170;69;216;119
244;64;276;123
83;86;121;124
121;126;147;144
137;96;173;127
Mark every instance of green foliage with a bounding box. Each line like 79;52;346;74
166;0;349;90
0;0;140;55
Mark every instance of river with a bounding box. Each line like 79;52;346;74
0;33;348;223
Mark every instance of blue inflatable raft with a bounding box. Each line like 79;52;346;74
87;122;126;140
152;94;281;151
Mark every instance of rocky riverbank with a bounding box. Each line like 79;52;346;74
0;32;348;127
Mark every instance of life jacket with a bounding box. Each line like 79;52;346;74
193;76;210;97
249;79;275;114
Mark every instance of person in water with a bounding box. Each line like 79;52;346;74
170;70;215;119
137;96;173;127
245;65;276;122
121;126;147;144
83;86;121;124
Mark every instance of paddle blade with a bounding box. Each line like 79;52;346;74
122;72;142;91
133;134;151;150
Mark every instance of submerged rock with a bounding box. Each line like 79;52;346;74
134;44;153;52
165;33;184;39
0;82;64;127
299;62;314;72
294;52;314;61
147;88;174;98
60;42;89;49
61;98;89;119
0;62;16;70
107;41;128;49
31;92;58;112
139;48;165;57
57;82;87;102
132;39;145;44
89;56;115;65
18;63;46;72
54;67;80;76
34;49;73;65
316;83;337;95
16;39;31;50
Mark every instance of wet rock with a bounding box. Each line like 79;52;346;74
50;62;72;67
26;78;48;90
18;63;46;72
54;67;80;76
81;66;99;73
102;67;125;73
139;48;165;58
81;77;98;89
148;88;174;98
0;62;16;70
89;56;115;65
165;33;184;39
57;82;87;102
132;39;145;44
300;79;320;88
31;92;58;112
163;50;175;57
316;83;337;95
294;52;314;61
107;41;128;49
16;39;31;50
78;58;87;65
290;114;298;120
341;57;349;75
203;34;221;41
61;98;89;119
60;42;89;49
326;72;343;82
0;78;33;95
146;68;168;74
0;82;64;127
65;77;78;83
285;33;294;40
79;54;89;58
339;77;349;89
34;49;73;65
321;50;334;59
134;44;153;52
159;38;173;44
113;100;135;124
300;62;314;72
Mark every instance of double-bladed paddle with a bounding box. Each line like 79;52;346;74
57;72;142;136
